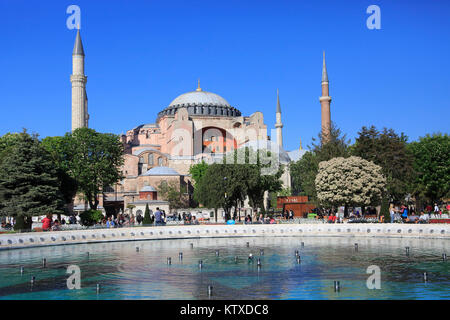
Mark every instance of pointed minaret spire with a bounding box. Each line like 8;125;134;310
73;29;85;56
276;88;281;113
299;138;303;151
275;88;283;148
322;51;328;83
196;78;202;91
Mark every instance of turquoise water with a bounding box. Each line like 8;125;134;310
0;236;448;299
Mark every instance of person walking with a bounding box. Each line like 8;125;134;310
401;205;409;222
154;207;163;226
434;203;440;214
389;204;396;223
42;214;52;231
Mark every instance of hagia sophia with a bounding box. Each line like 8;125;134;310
70;30;332;217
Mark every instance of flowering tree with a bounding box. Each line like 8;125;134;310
315;156;386;208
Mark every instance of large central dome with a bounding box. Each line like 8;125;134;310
158;83;241;118
169;90;230;108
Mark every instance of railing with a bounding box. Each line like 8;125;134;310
2;213;448;234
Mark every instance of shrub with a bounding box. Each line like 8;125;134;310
380;198;390;223
143;204;152;225
79;209;104;226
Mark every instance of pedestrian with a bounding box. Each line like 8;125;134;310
418;211;429;224
154;207;163;226
434;203;440;214
51;219;61;231
389;204;396;223
41;214;52;231
106;217;115;228
136;213;143;225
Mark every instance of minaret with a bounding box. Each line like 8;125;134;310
275;88;283;148
71;28;88;131
319;51;332;142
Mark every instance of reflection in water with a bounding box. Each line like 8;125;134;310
0;236;448;300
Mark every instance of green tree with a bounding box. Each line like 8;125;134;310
290;123;350;202
194;163;238;221
228;147;283;218
193;147;283;221
157;180;189;211
351;126;414;203
143;203;152;225
311;123;351;162
41;136;78;210
0;131;65;231
62;128;124;210
0;133;21;164
189;161;209;185
79;209;104;226
409;133;450;203
289;151;318;198
270;187;292;209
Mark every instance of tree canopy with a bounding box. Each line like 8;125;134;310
351;126;414;203
193;147;283;220
43;128;124;210
0;131;65;230
409;133;450;203
315;156;386;208
290;123;350;202
0;132;21;165
189;161;209;186
157;180;189;211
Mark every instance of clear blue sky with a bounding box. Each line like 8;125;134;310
0;0;449;152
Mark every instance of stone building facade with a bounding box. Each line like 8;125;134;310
70;31;332;215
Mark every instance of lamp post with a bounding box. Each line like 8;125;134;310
224;176;228;221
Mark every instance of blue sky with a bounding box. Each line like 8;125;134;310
0;0;449;152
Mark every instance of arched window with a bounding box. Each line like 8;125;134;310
148;153;154;166
158;157;163;166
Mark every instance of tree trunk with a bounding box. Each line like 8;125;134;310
14;215;32;232
89;197;99;211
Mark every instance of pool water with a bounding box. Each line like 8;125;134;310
0;236;448;299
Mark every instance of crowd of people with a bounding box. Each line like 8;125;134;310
243;214;276;224
387;203;448;224
102;212;135;228
40;213;67;231
2;202;449;232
